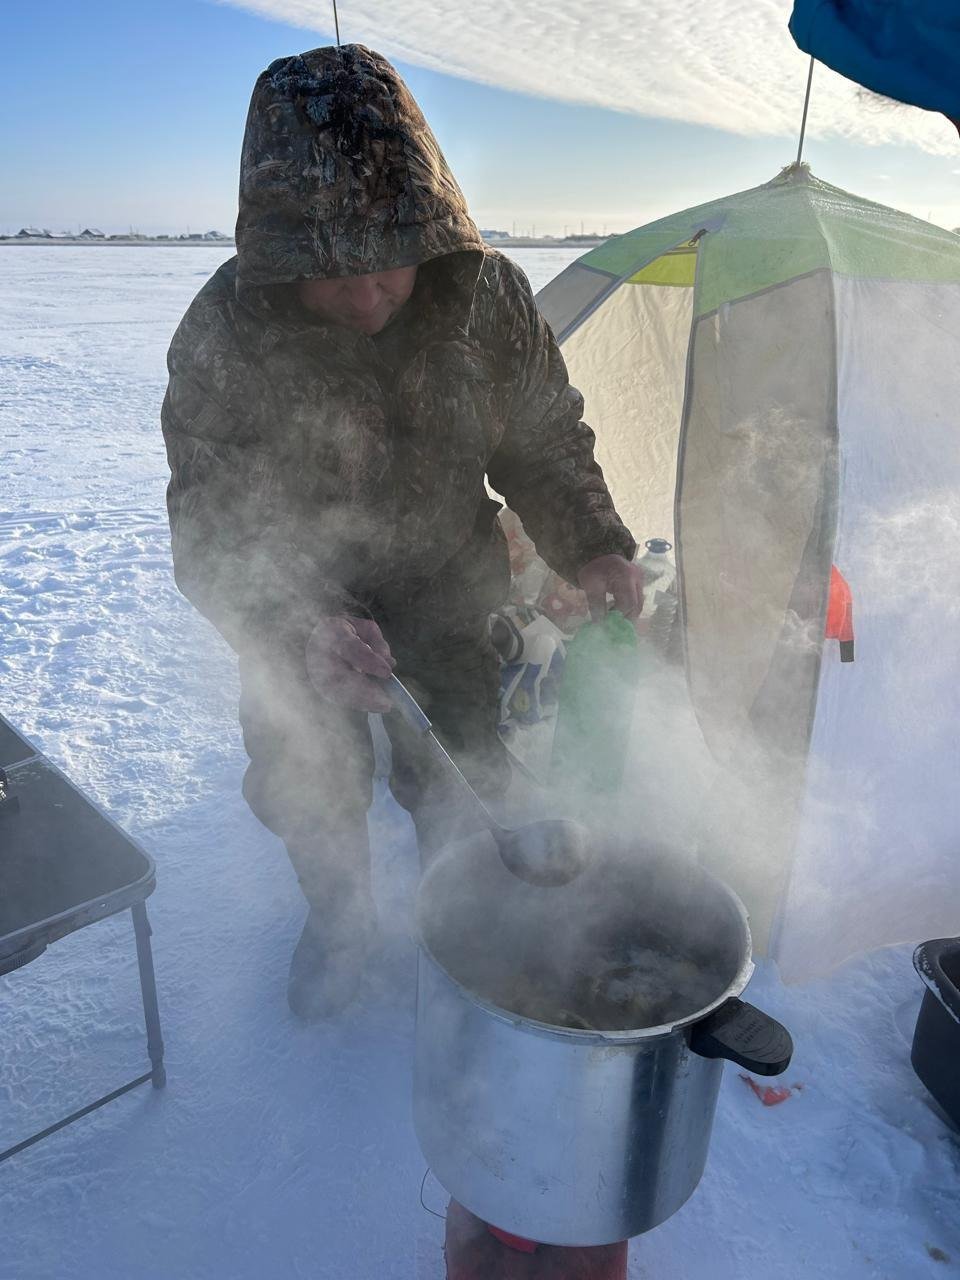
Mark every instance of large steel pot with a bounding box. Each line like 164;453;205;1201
414;834;791;1246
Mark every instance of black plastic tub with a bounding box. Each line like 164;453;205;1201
911;937;960;1128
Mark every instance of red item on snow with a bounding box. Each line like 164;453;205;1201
445;1201;629;1279
825;565;855;662
740;1073;796;1106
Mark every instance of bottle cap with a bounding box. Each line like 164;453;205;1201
644;538;672;554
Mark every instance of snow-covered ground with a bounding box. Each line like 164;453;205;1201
0;246;957;1279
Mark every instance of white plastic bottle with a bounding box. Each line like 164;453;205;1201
636;538;678;651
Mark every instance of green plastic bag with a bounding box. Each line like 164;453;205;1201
550;611;643;799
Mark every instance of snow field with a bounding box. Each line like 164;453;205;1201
0;247;956;1279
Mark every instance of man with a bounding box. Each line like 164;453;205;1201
162;44;641;1020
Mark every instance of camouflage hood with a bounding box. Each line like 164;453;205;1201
235;44;485;303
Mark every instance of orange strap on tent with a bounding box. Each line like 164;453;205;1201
825;566;854;662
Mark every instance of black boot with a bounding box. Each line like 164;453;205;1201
287;902;377;1022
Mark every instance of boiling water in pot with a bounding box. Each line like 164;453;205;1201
420;836;741;1034
486;942;724;1031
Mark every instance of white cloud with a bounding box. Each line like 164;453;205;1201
222;0;957;154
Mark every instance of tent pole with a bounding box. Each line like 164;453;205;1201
796;57;816;166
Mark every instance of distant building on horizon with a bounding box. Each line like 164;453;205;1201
176;230;230;241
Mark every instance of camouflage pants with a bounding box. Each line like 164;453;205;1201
238;615;509;917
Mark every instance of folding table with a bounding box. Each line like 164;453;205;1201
0;713;164;1162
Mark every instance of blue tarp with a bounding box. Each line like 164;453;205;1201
789;0;960;122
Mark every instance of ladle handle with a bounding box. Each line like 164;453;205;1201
384;676;503;837
385;674;432;734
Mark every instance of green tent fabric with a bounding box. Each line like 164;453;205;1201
543;165;960;330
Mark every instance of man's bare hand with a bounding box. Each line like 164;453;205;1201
577;554;645;623
305;616;396;713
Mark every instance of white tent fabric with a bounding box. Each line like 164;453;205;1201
533;168;960;981
562;279;692;547
773;278;960;978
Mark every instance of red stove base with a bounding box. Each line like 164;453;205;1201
444;1201;629;1279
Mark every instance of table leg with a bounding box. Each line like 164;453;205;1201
132;901;166;1088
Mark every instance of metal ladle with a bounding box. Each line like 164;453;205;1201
386;675;592;889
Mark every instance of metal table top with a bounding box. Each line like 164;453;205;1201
0;713;155;973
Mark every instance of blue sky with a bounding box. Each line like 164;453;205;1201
3;0;959;236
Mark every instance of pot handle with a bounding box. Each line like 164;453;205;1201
688;998;793;1076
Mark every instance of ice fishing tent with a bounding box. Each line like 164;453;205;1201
537;166;960;980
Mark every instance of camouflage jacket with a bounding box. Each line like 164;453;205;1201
162;44;635;667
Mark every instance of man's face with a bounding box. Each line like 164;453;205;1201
297;265;418;334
